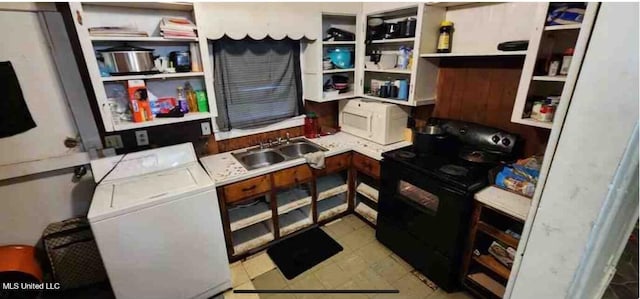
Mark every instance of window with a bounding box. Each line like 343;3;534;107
212;37;303;131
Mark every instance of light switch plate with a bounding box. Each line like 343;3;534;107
201;122;212;136
104;135;123;149
135;130;149;146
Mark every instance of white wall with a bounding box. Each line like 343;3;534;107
509;3;639;298
0;169;95;246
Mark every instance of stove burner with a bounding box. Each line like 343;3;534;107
439;164;469;177
395;150;417;159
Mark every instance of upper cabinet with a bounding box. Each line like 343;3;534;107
511;3;599;129
303;13;363;103
359;4;443;106
67;2;216;132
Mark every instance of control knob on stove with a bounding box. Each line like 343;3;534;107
491;135;500;143
502;138;511;146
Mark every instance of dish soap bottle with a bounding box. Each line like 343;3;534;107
437;21;454;53
184;82;198;112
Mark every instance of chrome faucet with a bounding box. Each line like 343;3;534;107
285;132;290;144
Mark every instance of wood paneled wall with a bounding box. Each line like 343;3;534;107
207;59;549;157
415;57;550;157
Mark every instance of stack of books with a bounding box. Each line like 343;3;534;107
89;26;148;37
159;17;197;39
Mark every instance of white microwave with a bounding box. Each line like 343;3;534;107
338;99;409;145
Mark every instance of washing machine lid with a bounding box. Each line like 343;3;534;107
89;162;215;222
91;143;197;183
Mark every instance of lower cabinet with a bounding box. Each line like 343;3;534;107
216;152;354;261
352;153;381;226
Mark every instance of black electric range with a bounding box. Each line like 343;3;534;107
376;118;519;292
383;147;494;193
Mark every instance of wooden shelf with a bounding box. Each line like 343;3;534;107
323;68;355;74
356;182;379;203
467;272;506;298
112;112;211;131
101;72;204;82
544;23;581;31
473;255;511;280
420;51;527;58
91;36;198;42
532;75;567;82
310;90;356;102
228;202;272;232
477;221;519;249
323;41;356;45
354;202;377;225
370;37;415;44
364;68;411;74
513;117;553;129
361;95;435;107
84;2;194;11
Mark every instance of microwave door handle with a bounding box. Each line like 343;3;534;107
368;114;373;137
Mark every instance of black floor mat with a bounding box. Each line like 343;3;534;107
267;228;342;280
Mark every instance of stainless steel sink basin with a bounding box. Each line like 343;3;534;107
278;141;325;158
233;149;286;170
231;138;328;170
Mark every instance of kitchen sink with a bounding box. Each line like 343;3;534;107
233;149;286;170
231;139;328;170
279;141;325;158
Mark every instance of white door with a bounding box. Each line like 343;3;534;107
0;11;81;166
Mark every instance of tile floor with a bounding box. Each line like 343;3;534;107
224;215;473;299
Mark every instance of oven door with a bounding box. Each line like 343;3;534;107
377;159;471;257
340;109;373;140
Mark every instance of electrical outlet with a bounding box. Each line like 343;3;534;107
104;135;123;149
201;122;212;136
135;130;149;146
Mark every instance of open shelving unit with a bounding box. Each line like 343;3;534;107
511;2;599;129
232;220;275;255
303;13;361;103
316;172;349;221
228;200;272;232
279;206;313;237
67;2;216;132
462;186;531;298
274;187;313;215
359;4;442;107
354;180;379;225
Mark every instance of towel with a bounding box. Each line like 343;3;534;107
0;61;36;138
304;151;325;169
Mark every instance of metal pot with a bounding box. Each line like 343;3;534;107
98;45;155;75
413;125;452;154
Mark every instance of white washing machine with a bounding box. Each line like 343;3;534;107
89;143;231;299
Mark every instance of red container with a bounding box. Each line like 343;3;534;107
304;112;319;138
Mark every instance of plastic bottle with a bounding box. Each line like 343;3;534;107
177;86;189;113
184;82;198;112
196;90;209;112
437;21;454;53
